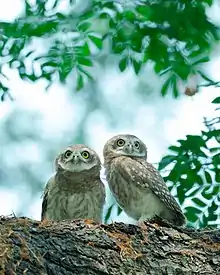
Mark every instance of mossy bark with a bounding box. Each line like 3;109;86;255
0;216;219;275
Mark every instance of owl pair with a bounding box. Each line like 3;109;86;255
41;134;186;226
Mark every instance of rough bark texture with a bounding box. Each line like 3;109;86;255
0;216;219;275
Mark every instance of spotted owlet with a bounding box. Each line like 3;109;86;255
103;134;186;226
41;144;105;222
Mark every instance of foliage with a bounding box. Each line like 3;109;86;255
158;107;220;228
0;0;219;99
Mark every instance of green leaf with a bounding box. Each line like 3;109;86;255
104;204;114;223
210;147;220;153
158;155;176;170
42;61;57;68
77;57;93;67
171;76;179;98
215;172;220;182
131;32;143;53
198;71;215;84
77;21;92;32
117;206;123;216
109;18;116;29
161;77;171;96
168;145;181;153
184;206;201;223
103;1;115;9
78;66;93;80
119;56;128;72
186;135;207;148
212;96;220;104
212;153;220;167
123;10;136;21
76;74;84;91
176;185;185;205
159;67;171;77
204;0;213;6
51;0;59;9
202;199;218;227
185;171;200;190
132;59;142;74
25;74;38;81
88;35;103;50
75;43;90;56
196;175;203;186
191;159;202;171
79;10;94;21
206;200;218;225
24;0;33;16
185;186;200;198
154;62;164;74
179;135;207;156
201;186;215;200
98;12;112;19
25;50;34;58
192;197;207;208
204;171;212;183
167;167;180;183
192;56;209;66
135;5;151;18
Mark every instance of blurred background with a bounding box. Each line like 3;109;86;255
0;0;219;228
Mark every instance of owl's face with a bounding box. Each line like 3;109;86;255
56;144;101;173
103;134;147;159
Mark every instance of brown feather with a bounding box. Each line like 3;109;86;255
41;144;105;222
103;135;186;226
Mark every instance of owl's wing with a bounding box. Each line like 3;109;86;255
41;177;54;221
116;157;185;221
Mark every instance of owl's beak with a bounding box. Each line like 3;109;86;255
72;155;79;163
126;144;133;154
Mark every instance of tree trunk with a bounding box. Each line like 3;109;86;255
0;216;219;275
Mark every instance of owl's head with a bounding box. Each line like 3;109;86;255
55;144;101;173
103;134;147;159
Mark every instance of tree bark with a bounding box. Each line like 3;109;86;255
0;216;219;275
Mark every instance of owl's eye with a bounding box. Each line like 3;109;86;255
81;151;90;159
134;141;140;149
117;139;125;147
64;150;72;158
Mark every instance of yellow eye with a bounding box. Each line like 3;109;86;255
134;141;140;149
117;139;125;147
81;151;90;159
64;150;72;158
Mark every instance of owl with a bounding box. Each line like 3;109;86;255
103;134;186;226
41;144;105;222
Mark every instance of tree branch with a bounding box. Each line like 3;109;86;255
0;216;219;274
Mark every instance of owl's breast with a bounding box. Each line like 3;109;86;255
108;170;164;220
66;184;104;221
108;170;145;219
45;183;104;221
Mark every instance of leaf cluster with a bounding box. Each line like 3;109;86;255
0;0;219;99
158;97;220;228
